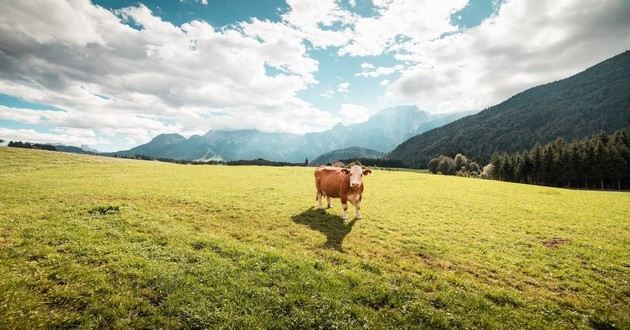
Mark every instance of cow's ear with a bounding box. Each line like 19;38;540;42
362;169;372;175
341;168;350;174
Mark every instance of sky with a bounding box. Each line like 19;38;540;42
0;0;629;152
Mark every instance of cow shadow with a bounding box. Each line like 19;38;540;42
291;207;357;252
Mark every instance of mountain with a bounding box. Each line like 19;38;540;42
111;106;471;162
53;144;99;154
54;145;91;154
389;50;630;168
310;147;385;165
109;133;220;160
80;145;99;153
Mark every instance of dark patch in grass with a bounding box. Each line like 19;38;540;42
590;314;619;330
484;291;522;307
313;260;325;271
430;297;447;309
88;205;120;216
543;237;570;248
291;207;357;251
191;241;207;250
26;252;46;261
354;288;392;311
139;288;166;307
359;261;382;275
154;236;168;246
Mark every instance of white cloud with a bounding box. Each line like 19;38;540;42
386;0;630;112
360;62;375;70
339;0;468;56
281;0;355;48
1;0;629;149
320;89;335;98
356;64;404;77
0;1;338;150
339;103;370;124
0;127;106;146
337;82;350;93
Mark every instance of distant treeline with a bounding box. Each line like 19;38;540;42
8;141;57;151
337;158;405;168
111;154;307;167
490;129;630;190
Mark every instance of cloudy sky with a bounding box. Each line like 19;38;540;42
0;0;629;151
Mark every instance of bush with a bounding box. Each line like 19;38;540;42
429;154;480;177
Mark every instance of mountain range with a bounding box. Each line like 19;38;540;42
389;50;630;168
110;106;471;162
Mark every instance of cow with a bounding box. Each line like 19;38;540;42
314;165;372;219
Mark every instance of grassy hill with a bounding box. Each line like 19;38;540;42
1;148;629;329
310;146;385;165
390;50;630;168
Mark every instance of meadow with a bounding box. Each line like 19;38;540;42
0;148;629;329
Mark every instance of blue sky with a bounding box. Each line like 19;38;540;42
0;0;629;151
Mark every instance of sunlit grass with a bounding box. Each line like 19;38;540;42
1;148;628;329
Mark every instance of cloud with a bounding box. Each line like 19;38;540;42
356;63;404;77
320;89;335;98
1;0;629;150
0;1;337;150
339;0;468;56
339;103;370;124
386;0;630;112
0;127;105;146
281;0;355;48
337;82;350;93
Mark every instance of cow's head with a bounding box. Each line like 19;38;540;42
341;165;371;188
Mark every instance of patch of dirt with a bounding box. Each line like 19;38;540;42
543;237;570;248
88;205;120;215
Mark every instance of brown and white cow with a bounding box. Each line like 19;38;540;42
314;165;372;219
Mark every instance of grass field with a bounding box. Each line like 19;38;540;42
1;148;629;329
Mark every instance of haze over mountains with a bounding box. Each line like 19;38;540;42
390;50;630;168
6;51;629;169
110;106;470;162
310;147;385;165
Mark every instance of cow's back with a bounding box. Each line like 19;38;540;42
314;166;348;198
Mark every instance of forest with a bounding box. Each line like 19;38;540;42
490;129;630;190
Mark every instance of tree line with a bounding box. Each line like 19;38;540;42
8;141;57;151
490;129;630;190
337;158;405;169
111;154;308;167
427;154;482;177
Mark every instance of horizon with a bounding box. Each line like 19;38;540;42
1;0;629;152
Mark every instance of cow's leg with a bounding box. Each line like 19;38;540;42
341;197;348;219
355;199;362;219
316;191;323;209
327;196;332;208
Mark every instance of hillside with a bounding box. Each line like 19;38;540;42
1;148;629;328
310;146;384;165
111;106;470;162
390;50;630;168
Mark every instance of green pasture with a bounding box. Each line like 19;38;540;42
0;148;628;329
